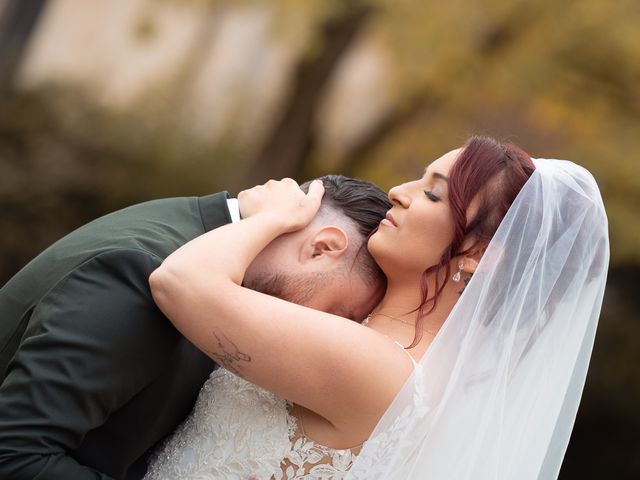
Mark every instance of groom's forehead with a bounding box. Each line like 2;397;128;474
343;279;384;323
333;306;357;322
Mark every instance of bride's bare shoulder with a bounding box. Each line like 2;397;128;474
314;323;419;425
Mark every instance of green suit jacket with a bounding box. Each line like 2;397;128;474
0;192;231;480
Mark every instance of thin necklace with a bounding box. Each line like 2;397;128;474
364;312;438;336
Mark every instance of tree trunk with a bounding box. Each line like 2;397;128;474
241;1;375;188
0;0;49;90
337;2;544;177
338;90;443;177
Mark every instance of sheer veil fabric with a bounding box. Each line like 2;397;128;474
346;159;609;479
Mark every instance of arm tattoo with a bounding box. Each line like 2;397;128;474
205;330;251;375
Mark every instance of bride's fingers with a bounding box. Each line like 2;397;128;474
280;177;297;185
237;178;324;231
303;178;324;210
275;178;323;230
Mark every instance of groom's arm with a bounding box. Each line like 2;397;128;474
0;249;176;480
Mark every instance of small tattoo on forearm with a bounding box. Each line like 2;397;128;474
206;331;251;374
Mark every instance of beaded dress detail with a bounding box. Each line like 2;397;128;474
144;368;360;480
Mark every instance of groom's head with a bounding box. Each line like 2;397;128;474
243;175;391;322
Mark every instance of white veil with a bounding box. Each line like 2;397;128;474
346;159;609;479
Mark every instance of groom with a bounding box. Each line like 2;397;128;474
0;175;391;480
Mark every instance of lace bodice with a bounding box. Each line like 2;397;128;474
144;368;360;480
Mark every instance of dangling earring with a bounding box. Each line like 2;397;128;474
452;262;464;282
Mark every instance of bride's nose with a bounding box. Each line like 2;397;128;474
388;183;411;208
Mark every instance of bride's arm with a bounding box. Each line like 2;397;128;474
149;179;411;427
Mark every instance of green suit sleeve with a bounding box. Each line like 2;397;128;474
0;249;175;480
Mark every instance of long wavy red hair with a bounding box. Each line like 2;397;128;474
410;135;536;347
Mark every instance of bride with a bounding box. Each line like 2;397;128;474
144;135;609;479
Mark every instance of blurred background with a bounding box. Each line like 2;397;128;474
0;0;638;477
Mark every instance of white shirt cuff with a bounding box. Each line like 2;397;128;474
226;198;241;223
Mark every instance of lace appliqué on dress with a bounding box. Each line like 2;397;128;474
276;406;359;479
144;368;291;479
144;368;360;480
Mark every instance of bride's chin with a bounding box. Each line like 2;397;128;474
367;245;395;278
368;243;432;283
367;234;385;261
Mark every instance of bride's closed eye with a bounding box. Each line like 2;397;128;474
424;190;441;202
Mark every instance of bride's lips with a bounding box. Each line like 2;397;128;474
380;212;397;228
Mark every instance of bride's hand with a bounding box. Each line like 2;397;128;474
238;178;324;233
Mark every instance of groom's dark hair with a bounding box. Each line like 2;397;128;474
300;175;391;288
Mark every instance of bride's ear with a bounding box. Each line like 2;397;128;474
462;242;488;274
300;226;349;262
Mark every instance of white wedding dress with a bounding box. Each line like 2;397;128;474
144;367;361;480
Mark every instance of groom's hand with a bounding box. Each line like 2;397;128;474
238;178;324;232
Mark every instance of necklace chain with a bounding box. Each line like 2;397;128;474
365;312;438;336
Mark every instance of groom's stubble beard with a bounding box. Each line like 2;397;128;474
243;270;331;306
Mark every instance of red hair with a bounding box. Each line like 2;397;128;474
411;136;536;347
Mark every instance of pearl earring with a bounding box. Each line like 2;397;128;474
452;262;464;282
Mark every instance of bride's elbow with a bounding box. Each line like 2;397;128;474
149;264;181;309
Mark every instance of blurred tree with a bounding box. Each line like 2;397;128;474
0;0;49;88
243;0;375;188
335;1;546;177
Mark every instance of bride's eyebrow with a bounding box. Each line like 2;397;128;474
423;167;449;183
433;172;449;182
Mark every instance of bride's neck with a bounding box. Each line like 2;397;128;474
372;274;464;339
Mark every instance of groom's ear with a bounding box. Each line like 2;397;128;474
300;226;349;263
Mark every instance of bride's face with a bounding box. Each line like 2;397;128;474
369;148;462;276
